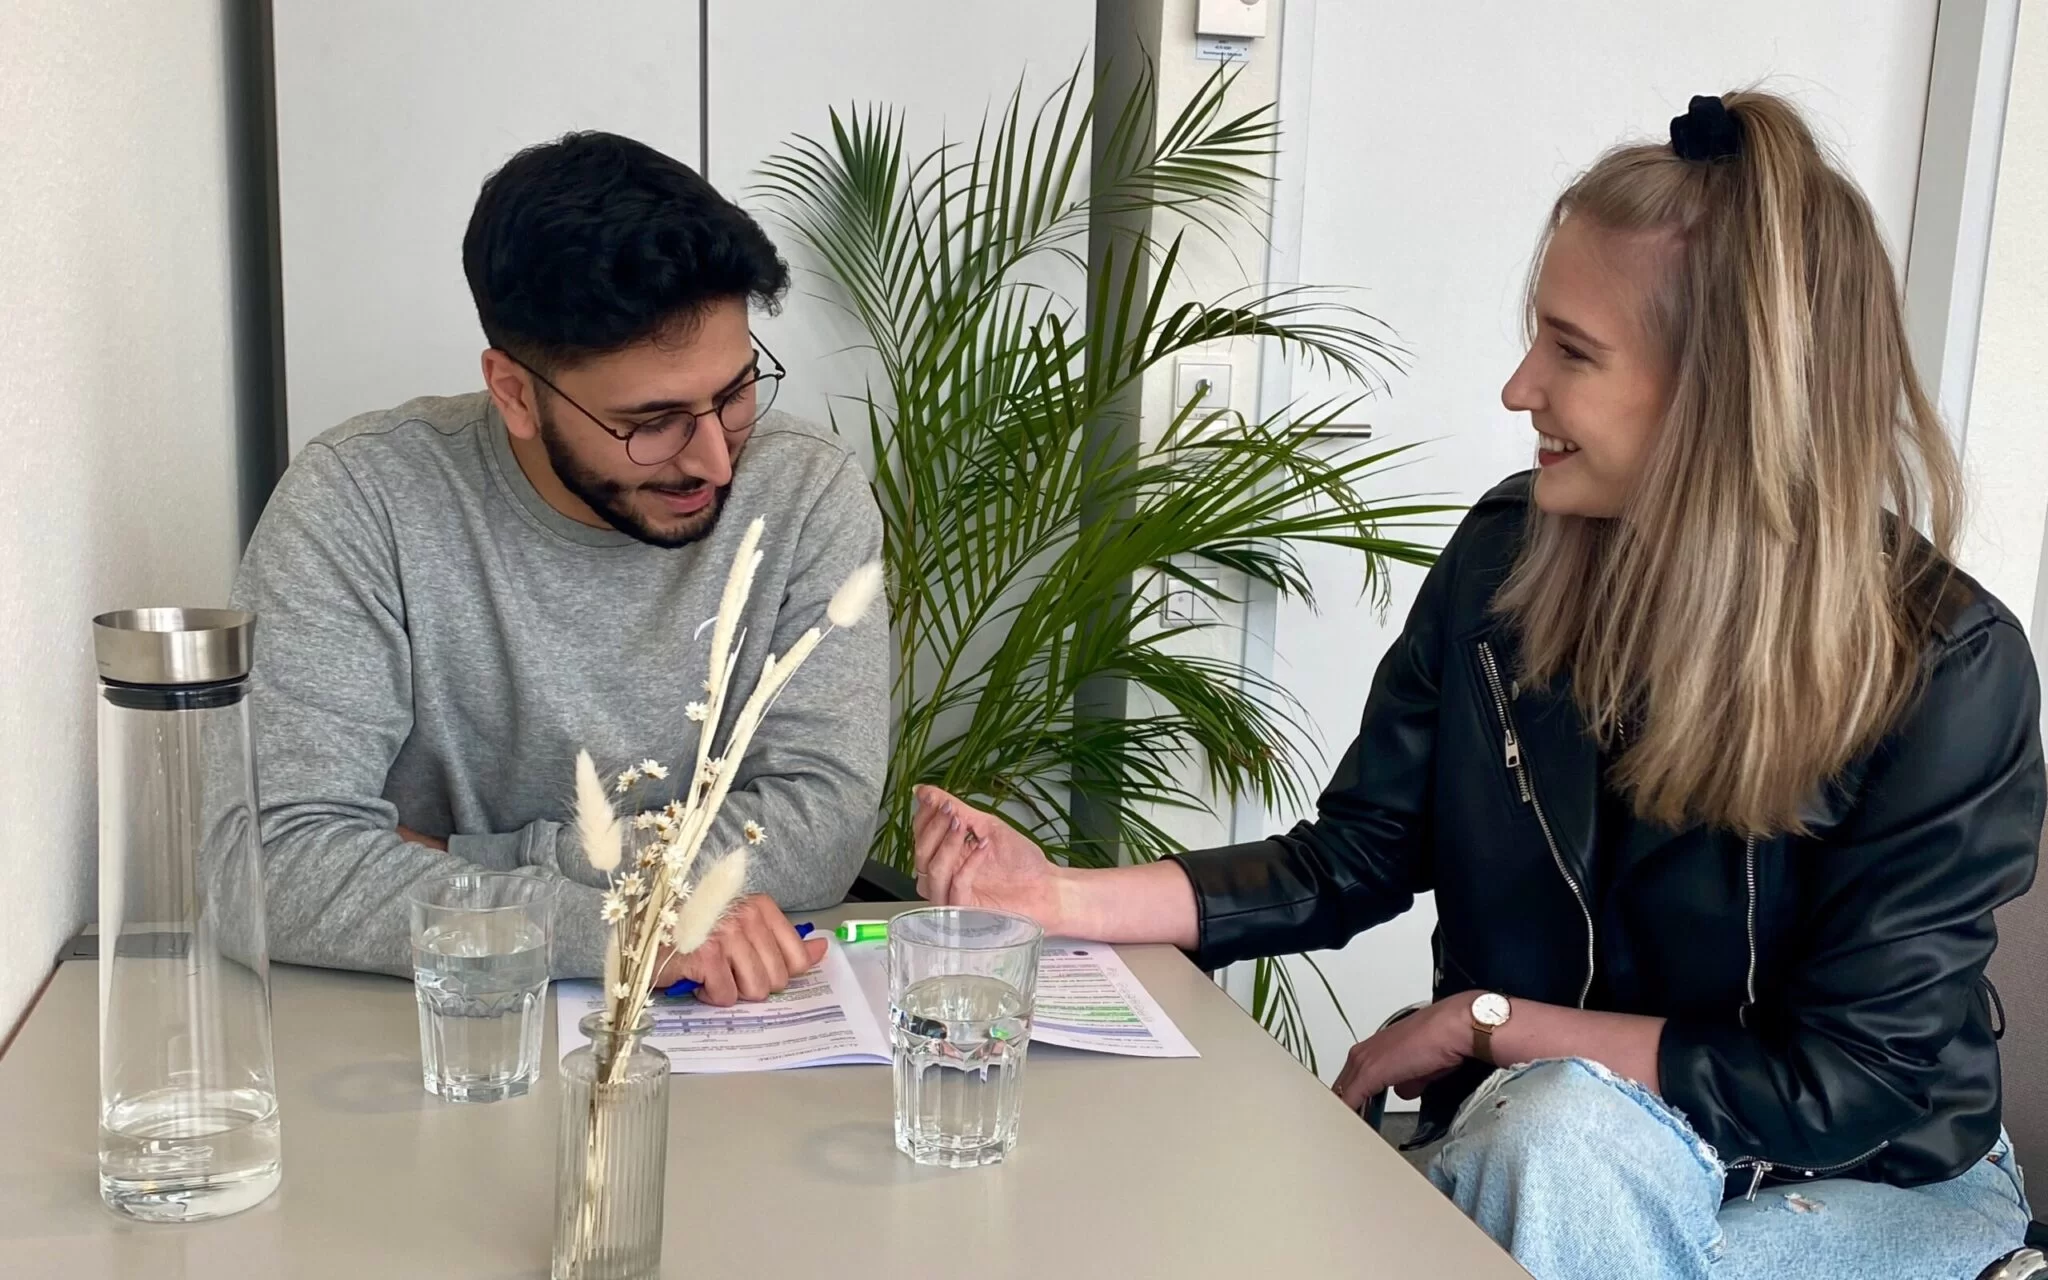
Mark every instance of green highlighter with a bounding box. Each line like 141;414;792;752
835;919;890;943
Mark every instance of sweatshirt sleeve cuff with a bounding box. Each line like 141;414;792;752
548;880;609;979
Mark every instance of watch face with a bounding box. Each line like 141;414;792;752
1472;992;1511;1027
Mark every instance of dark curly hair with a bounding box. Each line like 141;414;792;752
462;131;789;372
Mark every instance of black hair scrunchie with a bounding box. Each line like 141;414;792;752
1670;95;1744;163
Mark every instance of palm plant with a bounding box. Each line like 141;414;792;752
758;62;1452;1072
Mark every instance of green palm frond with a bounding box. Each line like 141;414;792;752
758;61;1460;1069
1249;954;1361;1077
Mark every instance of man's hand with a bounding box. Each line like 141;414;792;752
1332;994;1474;1111
652;894;827;1006
398;825;449;852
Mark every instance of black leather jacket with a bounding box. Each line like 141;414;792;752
1173;475;2043;1195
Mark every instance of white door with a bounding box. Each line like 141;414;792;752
1252;0;1941;1080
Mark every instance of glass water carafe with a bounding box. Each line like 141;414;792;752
93;608;281;1222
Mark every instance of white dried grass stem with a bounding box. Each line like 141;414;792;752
827;560;884;628
575;750;623;873
669;847;749;957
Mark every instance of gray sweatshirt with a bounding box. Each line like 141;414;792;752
231;393;889;979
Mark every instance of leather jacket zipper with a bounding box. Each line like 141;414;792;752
1472;658;1860;1197
1477;641;1595;1007
1728;1140;1891;1200
1740;835;1759;1026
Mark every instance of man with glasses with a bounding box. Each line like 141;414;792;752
232;132;887;1003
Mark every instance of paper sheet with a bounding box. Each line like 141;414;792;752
1025;941;1200;1058
555;940;889;1073
558;934;1199;1074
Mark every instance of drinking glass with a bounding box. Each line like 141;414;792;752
889;907;1044;1167
408;871;558;1102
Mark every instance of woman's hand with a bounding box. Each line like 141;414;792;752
910;786;1064;930
1332;994;1474;1110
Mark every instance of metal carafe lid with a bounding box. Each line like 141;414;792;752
92;609;255;686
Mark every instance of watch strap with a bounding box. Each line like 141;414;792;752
1471;1022;1497;1065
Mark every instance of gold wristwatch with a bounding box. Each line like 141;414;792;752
1470;992;1512;1064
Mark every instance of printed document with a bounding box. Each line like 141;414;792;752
557;935;1198;1074
1026;941;1199;1057
555;940;889;1073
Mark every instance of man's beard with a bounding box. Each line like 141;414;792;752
537;407;729;549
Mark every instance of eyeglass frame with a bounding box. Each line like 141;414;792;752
499;338;786;467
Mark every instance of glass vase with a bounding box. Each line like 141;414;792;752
552;1011;669;1280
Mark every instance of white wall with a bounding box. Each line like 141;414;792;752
272;1;1099;458
1959;0;2048;690
0;0;244;1033
272;2;705;452
707;1;1097;475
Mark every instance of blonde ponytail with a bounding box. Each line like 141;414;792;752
1496;90;1964;837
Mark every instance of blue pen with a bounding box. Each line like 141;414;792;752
661;922;814;999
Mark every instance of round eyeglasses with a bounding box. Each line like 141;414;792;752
505;341;785;467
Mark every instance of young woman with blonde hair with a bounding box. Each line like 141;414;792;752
911;91;2043;1278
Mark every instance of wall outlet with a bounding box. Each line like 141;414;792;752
1175;361;1233;414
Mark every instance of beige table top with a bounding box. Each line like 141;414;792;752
0;904;1525;1278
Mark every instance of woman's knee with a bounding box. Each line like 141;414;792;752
1427;1060;1729;1279
1431;1058;1724;1196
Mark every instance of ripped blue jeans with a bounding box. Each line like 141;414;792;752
1427;1059;2033;1280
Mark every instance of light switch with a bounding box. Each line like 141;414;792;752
1164;573;1222;624
1197;0;1268;39
1175;361;1233;414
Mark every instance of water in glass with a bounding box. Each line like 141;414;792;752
888;907;1043;1167
99;1086;280;1222
892;973;1032;1166
414;911;551;1102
